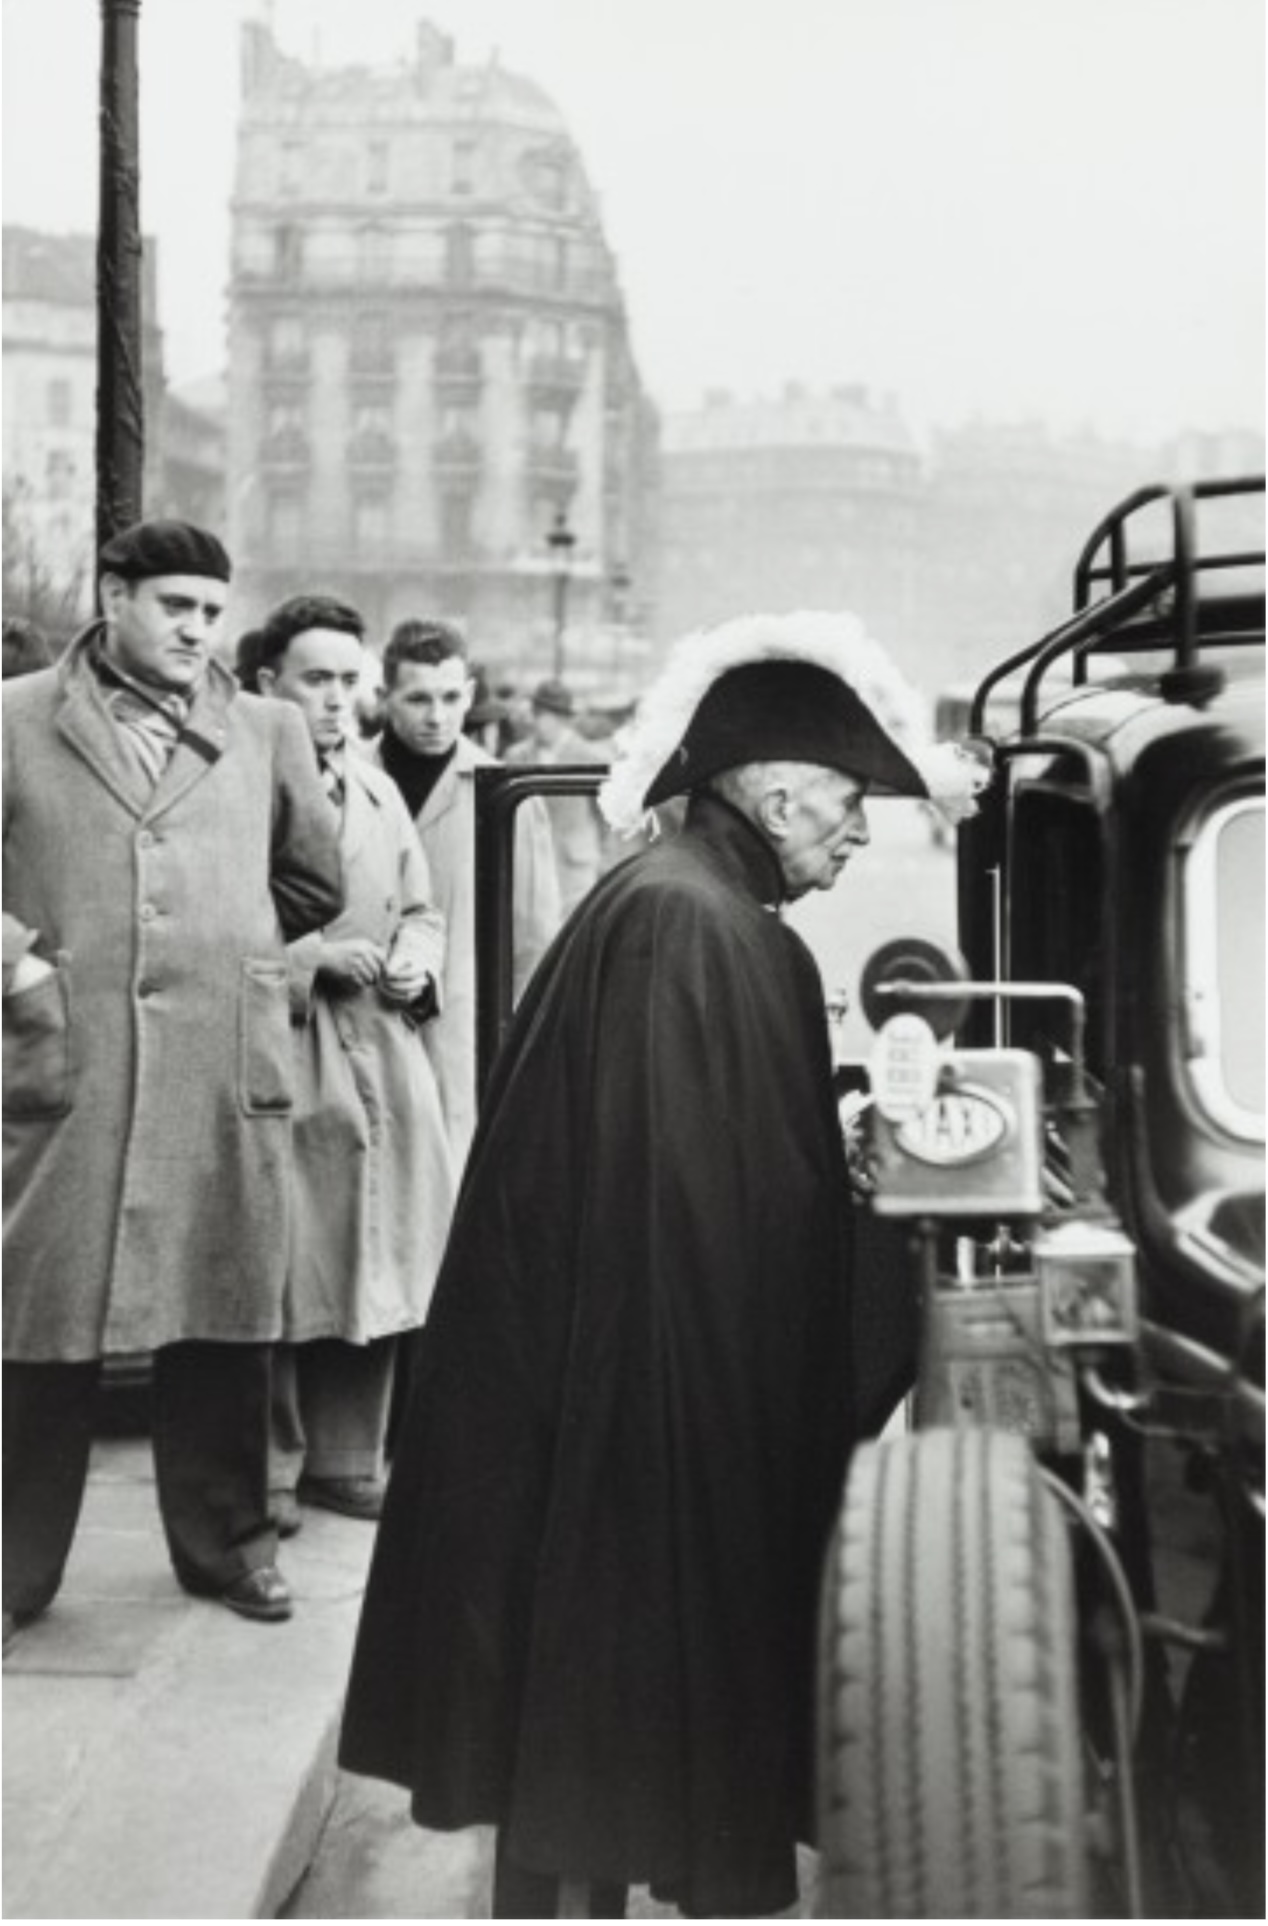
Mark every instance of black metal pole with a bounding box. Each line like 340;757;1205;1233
552;568;569;679
546;509;575;680
96;0;145;560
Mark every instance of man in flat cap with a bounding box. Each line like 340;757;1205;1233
3;519;343;1631
340;612;986;1915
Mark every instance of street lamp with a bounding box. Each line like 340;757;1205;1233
608;561;632;686
97;0;146;558
546;508;576;680
609;561;631;626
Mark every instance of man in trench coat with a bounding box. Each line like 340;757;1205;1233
2;519;343;1631
372;618;560;1169
505;677;611;915
339;613;986;1915
254;594;456;1527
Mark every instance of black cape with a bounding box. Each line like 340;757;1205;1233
340;794;862;1915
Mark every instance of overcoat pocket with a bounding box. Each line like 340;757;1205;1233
239;958;294;1114
2;952;73;1121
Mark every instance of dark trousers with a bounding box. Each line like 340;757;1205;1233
3;1342;278;1618
493;1834;627;1918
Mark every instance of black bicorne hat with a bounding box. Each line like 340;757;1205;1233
642;659;929;807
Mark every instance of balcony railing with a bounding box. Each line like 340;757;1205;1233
526;354;587;397
433;432;483;477
434;344;483;381
259;428;311;469
347;430;397;470
348;347;395;379
525;446;580;486
262;350;311;382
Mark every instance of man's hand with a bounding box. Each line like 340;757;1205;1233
317;937;385;989
379;955;433;1006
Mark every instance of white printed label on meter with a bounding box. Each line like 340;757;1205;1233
870;1013;940;1122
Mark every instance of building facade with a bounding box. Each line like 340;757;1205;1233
657;390;1258;695
2;228;155;634
659;384;923;672
150;376;228;535
1;225;216;644
227;19;658;689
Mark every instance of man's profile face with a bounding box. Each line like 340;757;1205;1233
775;768;871;899
258;627;363;752
384;656;474;757
100;573;228;692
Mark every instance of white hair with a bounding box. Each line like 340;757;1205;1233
707;761;841;814
598;610;987;837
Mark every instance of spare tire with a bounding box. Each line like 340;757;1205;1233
816;1427;1088;1918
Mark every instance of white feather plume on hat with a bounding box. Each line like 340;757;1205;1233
599;610;989;835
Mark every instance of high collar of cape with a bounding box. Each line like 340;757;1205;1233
682;789;788;907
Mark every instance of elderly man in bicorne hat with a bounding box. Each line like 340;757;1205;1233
2;519;343;1633
339;611;987;1916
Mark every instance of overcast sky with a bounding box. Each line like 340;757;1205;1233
3;0;1264;442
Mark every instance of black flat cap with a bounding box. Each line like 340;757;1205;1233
98;519;232;584
643;659;928;807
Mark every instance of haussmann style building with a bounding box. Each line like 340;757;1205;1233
658;384;923;677
227;18;659;693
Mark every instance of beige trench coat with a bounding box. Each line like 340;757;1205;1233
369;732;559;1167
2;631;343;1361
284;756;455;1342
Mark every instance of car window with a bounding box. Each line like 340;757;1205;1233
1183;793;1265;1139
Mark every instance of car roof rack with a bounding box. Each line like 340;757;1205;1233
971;476;1265;736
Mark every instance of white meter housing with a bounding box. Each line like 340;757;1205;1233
870;1045;1045;1218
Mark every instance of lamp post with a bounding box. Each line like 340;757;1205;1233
609;560;631;686
546;508;576;680
96;0;146;558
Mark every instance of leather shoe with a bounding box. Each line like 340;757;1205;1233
298;1475;385;1521
219;1565;293;1623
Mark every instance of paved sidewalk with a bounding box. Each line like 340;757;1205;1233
3;1434;375;1920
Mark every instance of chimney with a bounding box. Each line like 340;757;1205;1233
416;20;455;92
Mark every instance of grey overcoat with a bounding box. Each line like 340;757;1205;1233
2;630;343;1361
283;754;455;1343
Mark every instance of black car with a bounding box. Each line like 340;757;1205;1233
817;475;1264;1918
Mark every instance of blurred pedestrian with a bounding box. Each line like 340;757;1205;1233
506;677;610;915
233;624;266;693
255;595;456;1527
2;616;53;680
340;611;986;1915
462;661;507;754
2;520;343;1632
372;618;559;1168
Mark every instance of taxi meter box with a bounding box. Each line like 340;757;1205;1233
868;1011;1044;1218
